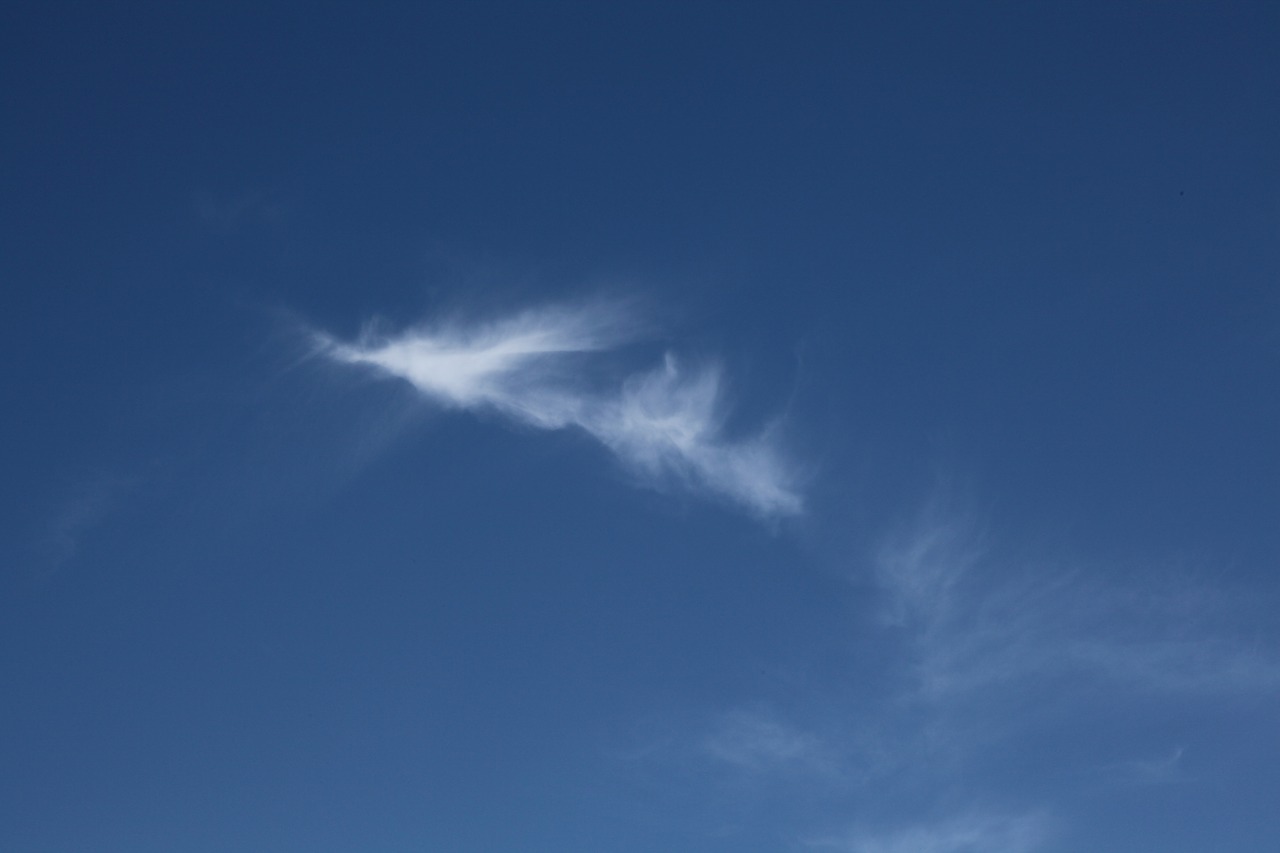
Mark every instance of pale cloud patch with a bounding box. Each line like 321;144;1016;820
636;497;1278;849
41;472;139;573
315;299;803;517
702;707;834;775
804;811;1051;853
194;188;288;231
873;504;1280;699
1099;745;1187;788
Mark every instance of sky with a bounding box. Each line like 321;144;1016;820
2;2;1279;851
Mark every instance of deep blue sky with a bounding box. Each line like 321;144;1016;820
3;3;1279;851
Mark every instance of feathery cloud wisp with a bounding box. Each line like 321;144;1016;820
702;707;833;774
805;811;1050;853
639;497;1279;849
874;507;1280;698
316;301;802;517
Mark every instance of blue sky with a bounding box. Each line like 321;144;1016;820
3;2;1279;851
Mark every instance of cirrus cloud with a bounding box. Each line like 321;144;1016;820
314;299;803;518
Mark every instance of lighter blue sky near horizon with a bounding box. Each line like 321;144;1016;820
3;2;1279;851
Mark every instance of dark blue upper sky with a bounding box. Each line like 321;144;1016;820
3;3;1278;852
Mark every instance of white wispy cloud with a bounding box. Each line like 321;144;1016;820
805;811;1050;853
702;707;834;775
314;299;802;517
631;496;1279;850
874;505;1280;698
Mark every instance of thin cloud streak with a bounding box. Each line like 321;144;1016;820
315;300;802;517
41;473;139;573
874;507;1280;698
805;811;1050;853
644;498;1279;848
702;707;834;776
1099;745;1187;787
